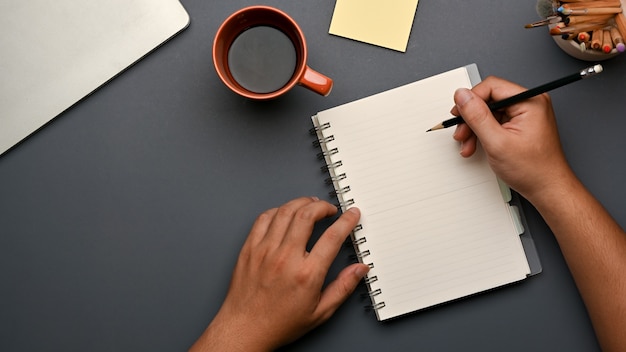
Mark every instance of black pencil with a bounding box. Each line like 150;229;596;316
426;64;604;132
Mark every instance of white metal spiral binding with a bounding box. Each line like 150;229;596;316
321;160;342;172
330;186;351;196
366;302;386;311
355;249;370;258
317;147;339;159
313;135;334;148
312;119;384;313
325;173;346;185
353;237;366;245
364;275;378;284
338;198;355;207
361;288;382;298
368;288;382;297
309;122;331;134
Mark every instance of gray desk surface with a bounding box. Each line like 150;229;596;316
2;1;625;351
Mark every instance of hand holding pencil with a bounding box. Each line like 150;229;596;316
447;76;573;199
447;64;626;352
427;65;603;132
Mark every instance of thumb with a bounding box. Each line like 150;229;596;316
454;88;502;143
315;263;369;321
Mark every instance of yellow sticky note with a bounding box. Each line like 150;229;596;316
329;0;419;52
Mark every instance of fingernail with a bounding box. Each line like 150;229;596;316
347;207;360;216
455;88;473;107
311;196;320;201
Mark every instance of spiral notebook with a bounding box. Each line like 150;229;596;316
311;64;541;321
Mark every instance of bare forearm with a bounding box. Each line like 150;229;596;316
189;311;272;352
452;77;626;350
529;173;626;352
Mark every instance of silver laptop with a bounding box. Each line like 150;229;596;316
0;0;190;155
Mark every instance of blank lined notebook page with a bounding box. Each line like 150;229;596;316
313;66;531;321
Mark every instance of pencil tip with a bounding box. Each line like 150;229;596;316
427;124;444;132
426;129;432;132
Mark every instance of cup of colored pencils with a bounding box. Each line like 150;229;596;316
527;0;626;60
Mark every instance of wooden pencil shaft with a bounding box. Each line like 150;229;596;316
616;13;626;38
556;22;610;34
592;29;604;48
551;22;609;35
602;29;614;52
611;25;625;42
563;1;621;9
610;25;626;51
566;14;614;25
561;7;623;15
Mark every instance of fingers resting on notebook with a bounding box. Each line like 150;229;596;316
190;197;369;351
450;76;573;202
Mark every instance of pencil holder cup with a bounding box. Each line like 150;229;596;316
542;0;626;61
550;27;621;61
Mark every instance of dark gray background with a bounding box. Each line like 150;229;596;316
2;0;625;351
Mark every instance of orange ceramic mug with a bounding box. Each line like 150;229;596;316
213;6;333;100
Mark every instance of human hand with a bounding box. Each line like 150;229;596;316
452;77;626;352
190;197;369;352
450;76;575;203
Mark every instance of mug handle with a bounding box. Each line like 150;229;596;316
299;66;333;96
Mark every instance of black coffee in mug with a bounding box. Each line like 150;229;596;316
213;6;333;99
227;26;297;94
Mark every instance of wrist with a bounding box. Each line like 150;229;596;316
523;166;582;216
190;310;273;352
